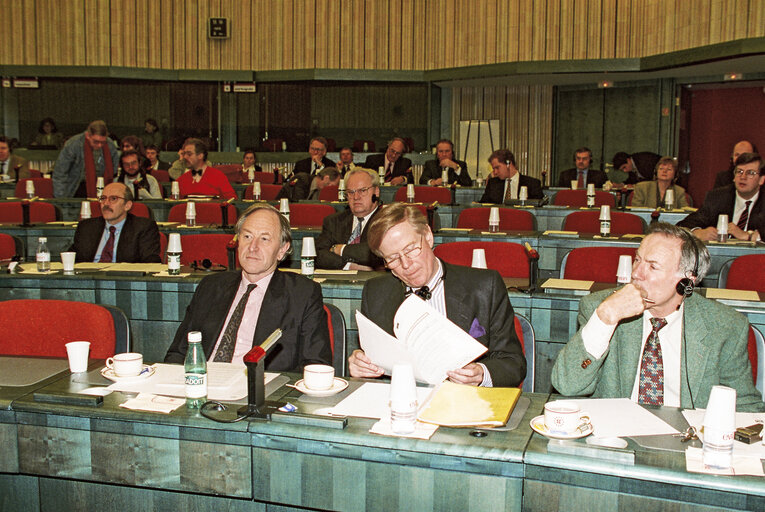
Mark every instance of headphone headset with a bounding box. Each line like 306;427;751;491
191;259;227;272
371;193;379;203
675;232;700;297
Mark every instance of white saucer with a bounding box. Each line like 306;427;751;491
100;365;155;383
293;378;348;397
530;415;593;440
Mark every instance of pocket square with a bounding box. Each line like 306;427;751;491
469;318;486;338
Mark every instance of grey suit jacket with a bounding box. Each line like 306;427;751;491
551;289;763;412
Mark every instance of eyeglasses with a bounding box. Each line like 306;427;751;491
387;148;403;157
309;146;325;152
382;235;424;268
734;168;760;178
346;186;373;198
99;195;127;203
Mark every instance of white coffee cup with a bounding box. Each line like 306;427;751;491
106;352;144;377
303;364;335;390
65;341;90;373
60;251;76;273
544;400;590;435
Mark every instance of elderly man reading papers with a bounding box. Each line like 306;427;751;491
348;203;526;387
551;223;763;412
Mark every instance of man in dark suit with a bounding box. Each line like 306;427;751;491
363;137;413;185
0;135;31;181
678;153;765;242
293;137;335;176
419;139;472;186
713;140;756;189
276;167;340;202
348;203;526;387
70;182;160;263
557;147;607;188
612;151;661;183
316;169;384;270
164;204;332;370
479;149;543;203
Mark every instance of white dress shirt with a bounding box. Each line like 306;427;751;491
733;191;759;230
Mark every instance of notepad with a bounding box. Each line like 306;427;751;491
705;288;760;301
417;381;521;427
541;278;594;291
543;230;579;237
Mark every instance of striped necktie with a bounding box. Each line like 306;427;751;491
737;200;752;230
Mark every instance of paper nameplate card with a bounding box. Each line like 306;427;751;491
705;288;760;301
439;228;472;232
541;278;594;291
543;230;579;237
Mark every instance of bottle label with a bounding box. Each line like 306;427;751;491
36;252;50;262
301;258;314;276
168;253;181;271
185;373;207;398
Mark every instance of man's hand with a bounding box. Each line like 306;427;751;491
439;158;458;170
447;363;483;386
348;349;384;378
692;227;718;241
348;263;373;271
595;283;647;325
727;222;749;241
331;244;345;256
429;178;443;186
390;176;406;186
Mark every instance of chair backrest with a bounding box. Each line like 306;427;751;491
724;254;765;292
561;246;638;282
514;314;534;392
180;234;236;266
167;202;238;225
289;204;337;227
748;325;765;399
158;232;168;263
433;241;529;278
262;138;284;152
246;171;278;184
15;178;55;199
0;299;129;358
216;164;244;184
83;201;151;220
0;233;21;260
0;201;59;223
29;169;43;178
319;185;339;202
151;169;171;183
244;184;282;200
353;140;375;152
324;303;347;376
457;207;536;231
553;190;615;207
393;186;451;204
563;210;644;235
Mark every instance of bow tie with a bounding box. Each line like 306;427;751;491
414;286;431;300
191;169;203;177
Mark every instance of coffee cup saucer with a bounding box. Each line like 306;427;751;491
530;415;593;440
293;378;348;397
100;364;155;383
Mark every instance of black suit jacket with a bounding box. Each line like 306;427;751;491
419;159;472;186
557;168;607;188
360;262;526;387
293;156;335;175
629;152;662;181
315;206;384;269
363;154;413;184
714;168;735;189
70;213;161;263
164;270;332;370
275;173;314;201
479;175;544;203
678;184;765;232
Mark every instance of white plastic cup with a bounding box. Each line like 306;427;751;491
363;142;369;152
303;364;335;390
587;183;595;195
338;179;346;191
25;180;35;196
406;184;415;201
167;232;182;252
519;186;528;201
185;201;196;219
61;251;76;273
79;201;92;220
599;205;611;221
279;198;290;213
702;385;736;470
390;363;418;434
301;237;317;258
441;168;449;184
253;181;262;200
65;341;90;373
471;248;487;269
664;188;675;209
171;181;180;198
616;255;632;284
488;206;500;231
570;180;578;190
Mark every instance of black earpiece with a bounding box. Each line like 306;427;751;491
371;194;379;203
675;232;700;297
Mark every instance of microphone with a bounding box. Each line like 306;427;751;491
239;329;283;418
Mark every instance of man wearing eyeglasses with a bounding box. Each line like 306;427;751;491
293;137;335;177
53;120;120;198
70;182;161;263
363;138;413;185
176;138;236;200
348;203;526;387
678;153;765;241
315;168;384;270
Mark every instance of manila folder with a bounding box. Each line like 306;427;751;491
418;381;521;427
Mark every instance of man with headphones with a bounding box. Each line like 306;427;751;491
631;157;689;208
315;168;384;270
557;147;607;188
479;149;543;203
552;222;763;412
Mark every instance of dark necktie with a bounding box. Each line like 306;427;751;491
0;161;5;174
504;178;513;202
99;226;116;263
213;284;257;362
577;171;585;189
737;200;752;230
191;169;203;177
638;317;667;405
414;286;431;300
384;163;393;182
347;217;364;244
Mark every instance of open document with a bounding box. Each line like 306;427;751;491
356;295;488;385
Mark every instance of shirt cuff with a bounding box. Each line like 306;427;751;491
581;311;618;360
477;362;493;387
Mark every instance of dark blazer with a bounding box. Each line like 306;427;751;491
629;152;662;181
275;173;313;201
293;156;335;175
363;153;413;184
164;270;332;370
70;213;161;263
714;168;734;189
479;175;543;203
360;261;526;387
557;168;607;188
677;184;765;232
155;160;171;171
315;206;384;269
419;159;472;186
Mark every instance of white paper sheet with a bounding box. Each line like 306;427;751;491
328;382;435;419
682;409;765;458
566;398;678;437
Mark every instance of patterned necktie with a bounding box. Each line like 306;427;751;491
384;163;393;182
504;178;514;202
213;284;257;362
347;217;364;244
577;171;585;189
99;226;116;263
737;200;752;230
638;317;667;405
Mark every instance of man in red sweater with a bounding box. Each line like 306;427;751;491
177;138;236;200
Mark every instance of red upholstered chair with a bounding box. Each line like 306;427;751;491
563;210;645;235
553;190;615;208
0;233;22;260
289;204;337;228
180;234;236;267
324;303;346;375
247;171;279;184
319;185;339;202
0;201;59;223
29;169;43;178
457;207;536;231
723;254;765;292
215;164;244;184
0;299;130;358
515;314;535;392
393;186;451;204
158;232;167;263
82;201;151;220
353;140;375;152
168;203;238;225
150;169;171;183
15;178;55;198
433;241;530;278
748;326;765;399
262;138;284;152
244;184;282;200
560;246;638;282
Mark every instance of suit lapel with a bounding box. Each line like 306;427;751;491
253;271;286;348
681;296;710;404
442;262;473;332
115;214;133;261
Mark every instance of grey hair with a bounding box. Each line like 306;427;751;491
646;222;710;281
234;204;292;258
